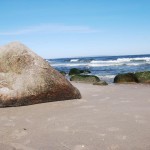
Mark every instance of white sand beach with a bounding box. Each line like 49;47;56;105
0;83;150;150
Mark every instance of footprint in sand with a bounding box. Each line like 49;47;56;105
11;129;28;140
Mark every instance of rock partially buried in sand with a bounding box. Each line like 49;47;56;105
70;75;100;83
114;73;138;83
0;42;81;107
135;71;150;83
93;81;108;86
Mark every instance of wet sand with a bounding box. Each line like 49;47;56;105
0;83;150;150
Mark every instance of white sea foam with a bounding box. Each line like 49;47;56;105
89;63;124;67
50;56;150;67
117;57;150;62
97;75;116;83
70;59;79;62
91;57;150;64
51;63;88;67
51;62;145;67
98;75;116;79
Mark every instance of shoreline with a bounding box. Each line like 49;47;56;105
0;83;150;150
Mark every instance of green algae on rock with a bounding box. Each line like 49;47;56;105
70;75;100;83
135;71;150;83
69;68;91;76
93;81;108;86
114;73;138;83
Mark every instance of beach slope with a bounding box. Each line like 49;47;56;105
0;83;150;150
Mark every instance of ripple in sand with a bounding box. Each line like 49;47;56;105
11;129;28;139
108;127;120;132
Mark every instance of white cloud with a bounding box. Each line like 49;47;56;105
0;24;98;35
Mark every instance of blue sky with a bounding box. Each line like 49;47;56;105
0;0;150;58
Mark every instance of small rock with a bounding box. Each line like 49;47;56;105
114;73;138;83
69;68;91;76
70;75;100;83
93;81;108;85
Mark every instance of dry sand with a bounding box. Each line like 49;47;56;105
0;82;150;150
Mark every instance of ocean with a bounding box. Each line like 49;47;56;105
47;54;150;83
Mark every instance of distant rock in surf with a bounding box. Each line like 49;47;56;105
70;74;100;83
114;73;138;83
0;42;81;107
135;71;150;83
114;71;150;84
93;81;108;86
69;68;91;76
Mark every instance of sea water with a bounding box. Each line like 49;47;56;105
47;54;150;83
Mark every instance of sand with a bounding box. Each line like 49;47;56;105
0;82;150;150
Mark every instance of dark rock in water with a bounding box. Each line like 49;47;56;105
93;81;108;86
135;71;150;83
0;42;81;107
80;69;91;74
69;68;81;75
70;75;100;83
59;71;66;76
69;68;91;76
114;73;138;83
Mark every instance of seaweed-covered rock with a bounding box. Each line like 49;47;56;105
135;71;150;83
70;75;100;83
80;69;91;74
93;81;108;86
69;68;81;75
69;68;91;75
0;42;81;107
114;73;138;83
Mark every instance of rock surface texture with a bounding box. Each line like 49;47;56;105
114;73;139;83
69;68;91;76
135;71;150;83
70;75;100;83
0;42;81;107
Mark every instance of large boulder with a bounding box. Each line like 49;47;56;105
70;75;100;83
114;73;138;83
135;71;150;83
0;42;81;107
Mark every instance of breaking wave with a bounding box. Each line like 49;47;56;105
47;55;150;83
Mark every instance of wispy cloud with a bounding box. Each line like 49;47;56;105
0;24;99;35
